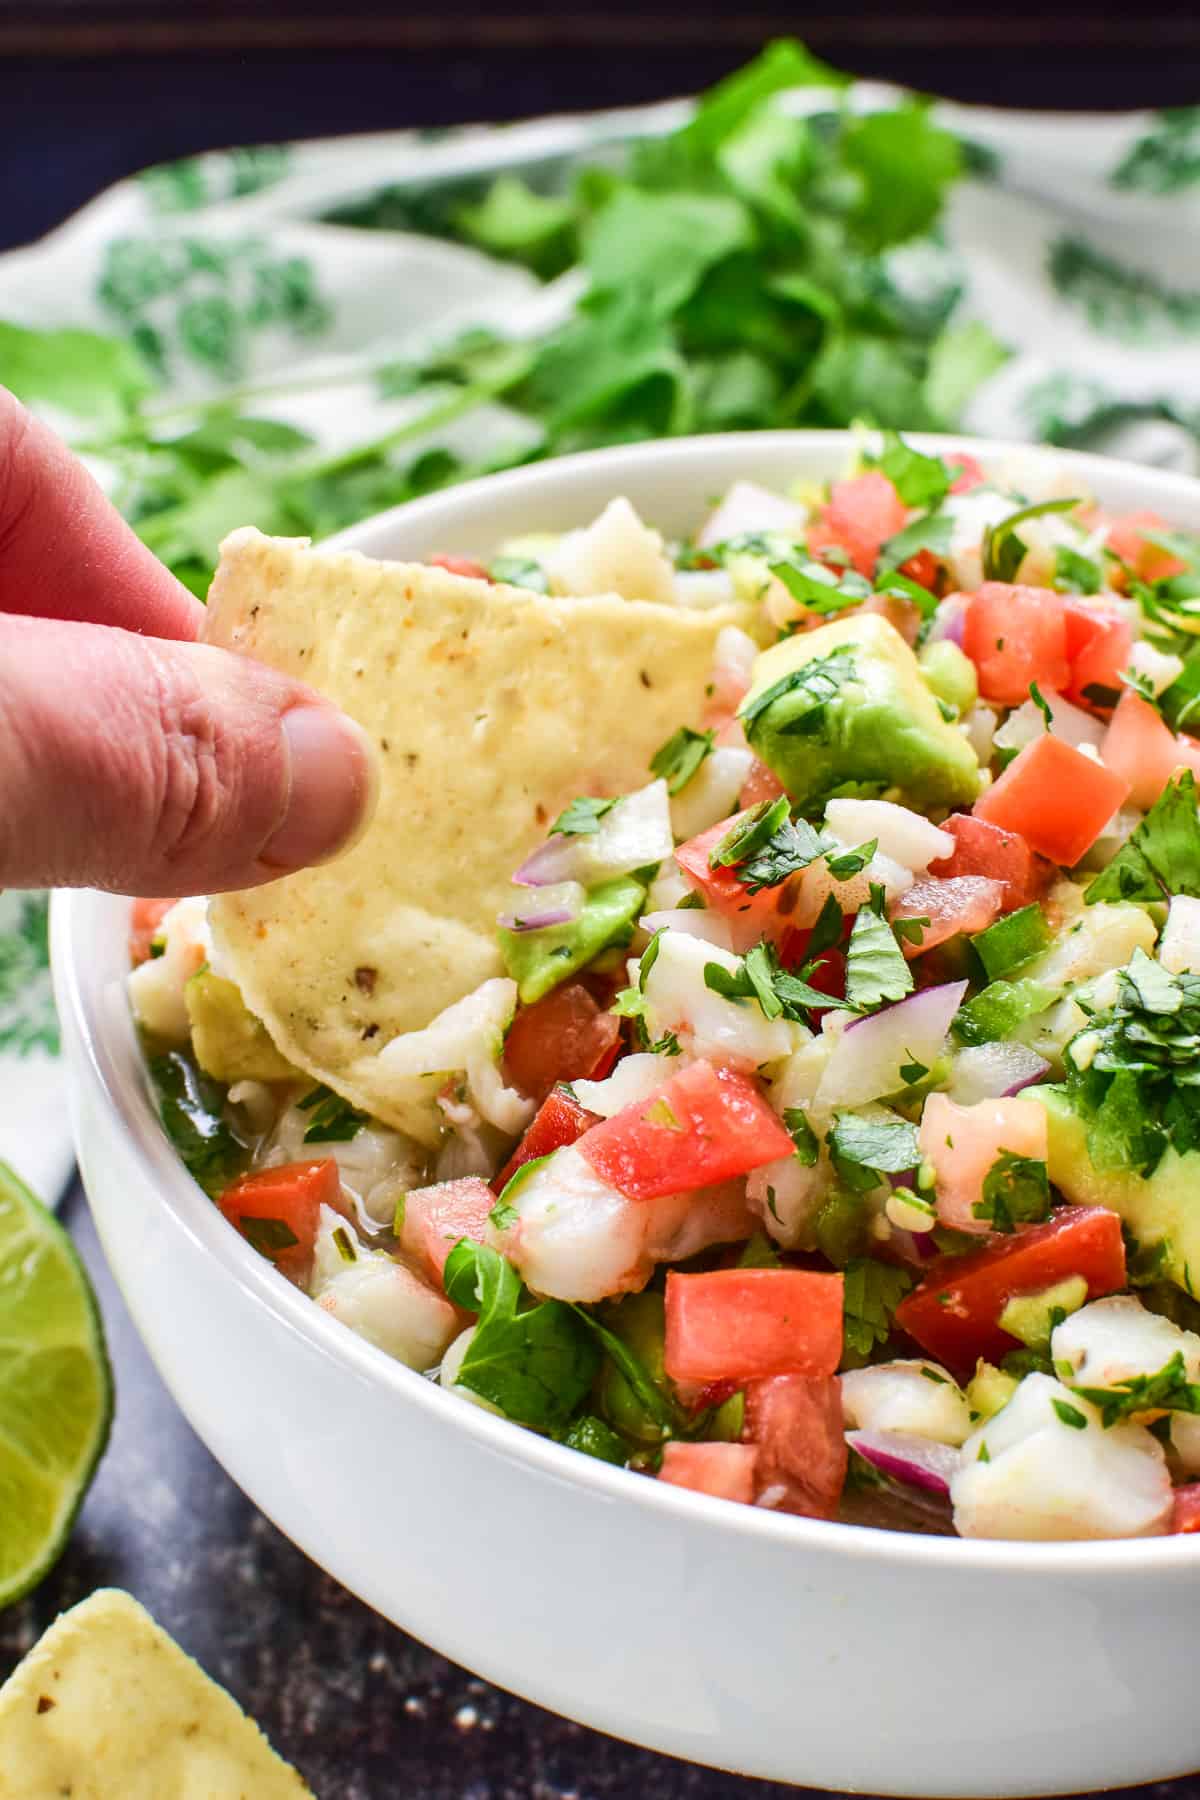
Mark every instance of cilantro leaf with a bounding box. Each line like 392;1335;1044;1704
443;1240;600;1431
1072;1350;1200;1427
844;906;913;1012
1085;771;1200;904
769;558;871;616
972;1151;1051;1233
981;497;1083;584
1051;1397;1089;1431
871;431;952;509
704;938;855;1025
739;647;858;742
841;1258;915;1361
1054;545;1102;595
297;1083;367;1143
551;795;619;836
825;838;878;881
782;1106;820;1166
876;510;953;579
829;1110;921;1188
238;1216;300;1259
148;1050;247;1197
649;725;716;794
737;815;828;894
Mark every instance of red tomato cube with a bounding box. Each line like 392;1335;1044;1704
894;1204;1126;1376
663;1268;844;1384
128;896;177;966
658;1441;758;1505
1172;1484;1200;1534
973;733;1129;867
493;1088;600;1194
890;875;1005;959
675;810;799;937
927;813;1051;910
578;1061;794;1200
218;1158;341;1277
426;553;491;580
962;583;1070;706
401;1177;496;1285
1063;601;1134;710
1102;690;1200;813
742;1374;847;1519
806;472;907;579
501;982;621;1106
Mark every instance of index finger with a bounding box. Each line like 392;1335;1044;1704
0;386;203;642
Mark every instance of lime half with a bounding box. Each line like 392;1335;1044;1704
0;1161;113;1606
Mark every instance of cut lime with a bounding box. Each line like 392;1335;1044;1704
0;1161;113;1607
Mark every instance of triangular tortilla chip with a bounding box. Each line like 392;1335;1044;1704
0;1589;311;1797
204;529;734;1142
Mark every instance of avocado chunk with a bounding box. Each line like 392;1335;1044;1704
739;613;981;813
998;1275;1089;1353
184;969;297;1083
498;875;645;1005
1036;1085;1200;1297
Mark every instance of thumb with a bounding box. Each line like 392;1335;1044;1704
0;614;376;894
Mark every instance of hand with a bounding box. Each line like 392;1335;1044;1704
0;389;374;894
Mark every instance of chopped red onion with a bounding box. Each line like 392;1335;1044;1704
846;1429;961;1496
513;836;581;888
498;879;584;933
950;1041;1051;1105
513;781;673;889
819;980;967;1108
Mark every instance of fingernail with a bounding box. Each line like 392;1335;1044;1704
263;706;378;872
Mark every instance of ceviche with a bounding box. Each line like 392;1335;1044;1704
130;436;1200;1541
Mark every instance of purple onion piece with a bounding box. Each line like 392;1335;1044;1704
513;836;582;888
497;907;576;933
846;1429;961;1496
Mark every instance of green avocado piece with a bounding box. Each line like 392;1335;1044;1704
498;874;645;1005
997;1275;1088;1352
918;639;978;718
965;1361;1019;1423
184;969;297;1083
1035;1085;1200;1297
739;613;981;813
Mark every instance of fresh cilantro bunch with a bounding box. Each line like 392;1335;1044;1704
0;41;1003;595
1066;947;1200;1176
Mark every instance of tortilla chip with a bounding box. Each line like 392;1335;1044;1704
0;1589;312;1796
204;529;735;1142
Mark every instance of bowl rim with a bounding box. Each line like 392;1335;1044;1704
56;426;1200;1577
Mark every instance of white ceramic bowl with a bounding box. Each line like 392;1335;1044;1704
54;433;1200;1796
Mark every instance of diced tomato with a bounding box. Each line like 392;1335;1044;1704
426;553;490;580
891;875;1005;959
494;1088;600;1194
501;982;622;1106
927;813;1051;911
973;733;1129;867
129;896;176;966
1063;601;1134;711
401;1176;495;1284
1102;690;1200;812
663;1268;844;1383
919;1092;1049;1233
218;1158;341;1277
579;1060;795;1201
947;452;986;495
676;811;799;938
901;548;939;591
739;758;786;810
1106;511;1187;585
894;1204;1127;1376
742;1374;847;1520
962;583;1070;706
1171;1484;1200;1534
806;472;908;580
658;1440;758;1505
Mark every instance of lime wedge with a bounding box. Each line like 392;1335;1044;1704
0;1161;113;1606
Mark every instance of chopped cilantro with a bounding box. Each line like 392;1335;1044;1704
489;554;550;593
825;838;878;881
876;509;953;578
738;646;858;742
829;1110;921;1190
893;915;930;949
704;937;856;1025
551;795;619;836
841;1258;914;1361
981;497;1083;584
709;794;790;868
844;905;913;1012
782;1105;820;1166
870;431;952;509
1051;1397;1089;1431
297;1083;367;1143
1073;1349;1200;1427
735;814;828;893
972;1151;1051;1233
1030;681;1054;731
649;725;716;794
769;557;871;616
1053;545;1101;595
1085;771;1200;904
238;1216;300;1259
